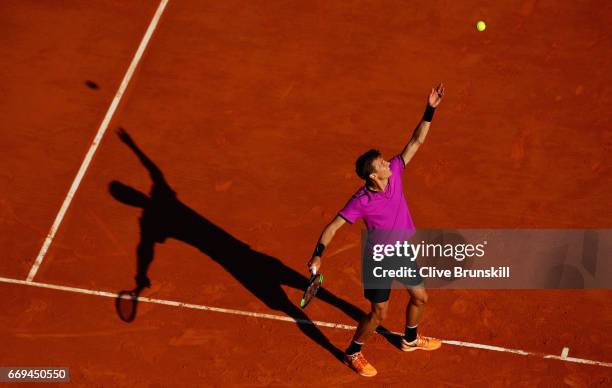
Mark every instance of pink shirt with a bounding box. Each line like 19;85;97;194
338;155;415;232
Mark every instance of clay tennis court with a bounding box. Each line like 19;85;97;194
1;0;611;385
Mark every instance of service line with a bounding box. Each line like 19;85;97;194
1;276;610;369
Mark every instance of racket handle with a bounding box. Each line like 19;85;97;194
310;267;317;275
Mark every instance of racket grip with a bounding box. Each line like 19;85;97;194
310;267;317;275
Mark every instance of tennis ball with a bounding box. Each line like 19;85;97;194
476;20;486;32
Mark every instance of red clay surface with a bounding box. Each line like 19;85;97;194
1;0;611;386
0;0;160;278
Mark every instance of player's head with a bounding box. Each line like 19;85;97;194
355;149;391;184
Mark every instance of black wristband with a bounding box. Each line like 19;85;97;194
312;243;325;258
422;104;436;122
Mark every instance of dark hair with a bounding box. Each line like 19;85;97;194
355;149;381;182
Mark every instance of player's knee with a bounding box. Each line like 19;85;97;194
372;304;388;323
410;292;428;307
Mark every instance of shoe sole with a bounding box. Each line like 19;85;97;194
400;344;442;352
343;359;377;377
401;344;442;352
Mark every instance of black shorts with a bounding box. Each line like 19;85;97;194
363;255;423;304
364;287;393;304
363;279;424;303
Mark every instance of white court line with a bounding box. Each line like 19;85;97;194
1;275;611;368
26;0;170;282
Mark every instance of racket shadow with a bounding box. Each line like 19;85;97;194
110;128;365;361
115;286;146;323
115;289;138;323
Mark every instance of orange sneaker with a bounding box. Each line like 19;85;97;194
344;352;378;377
400;335;442;352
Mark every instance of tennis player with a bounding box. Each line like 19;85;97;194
307;83;445;377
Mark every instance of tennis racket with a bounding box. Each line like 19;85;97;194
300;268;323;308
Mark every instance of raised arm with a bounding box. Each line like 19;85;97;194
117;128;167;186
307;215;347;274
401;83;445;166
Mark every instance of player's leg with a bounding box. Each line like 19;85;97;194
344;291;389;377
351;300;389;346
401;285;441;352
405;284;427;329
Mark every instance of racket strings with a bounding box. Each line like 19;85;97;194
301;274;323;308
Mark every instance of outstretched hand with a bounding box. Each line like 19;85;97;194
428;83;445;108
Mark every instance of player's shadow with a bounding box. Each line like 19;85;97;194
109;128;365;360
